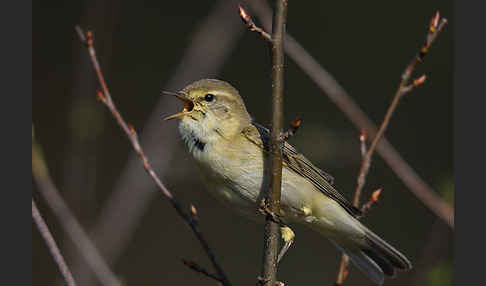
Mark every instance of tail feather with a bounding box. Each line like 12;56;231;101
361;248;395;277
331;240;385;285
363;227;412;271
330;227;412;285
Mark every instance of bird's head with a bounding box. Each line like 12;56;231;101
164;79;252;146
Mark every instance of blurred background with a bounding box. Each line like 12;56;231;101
32;0;453;285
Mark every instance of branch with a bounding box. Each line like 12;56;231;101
354;11;446;211
32;134;122;286
335;11;448;286
244;0;453;229
260;1;287;286
69;3;246;281
281;117;302;141
75;26;231;286
335;130;370;285
32;199;77;286
360;188;383;215
181;259;222;284
238;3;272;42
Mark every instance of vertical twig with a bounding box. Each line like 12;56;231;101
260;1;287;285
247;0;453;229
32;199;77;286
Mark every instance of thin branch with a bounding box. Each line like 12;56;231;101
354;11;446;211
334;186;382;285
335;130;371;285
360;188;383;215
335;256;349;286
32;199;77;286
245;0;453;229
32;138;122;286
335;11;448;286
281;117;302;141
181;259;222;284
238;3;272;42
75;26;231;286
70;3;246;281
260;1;287;286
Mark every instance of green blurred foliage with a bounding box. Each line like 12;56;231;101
426;260;453;286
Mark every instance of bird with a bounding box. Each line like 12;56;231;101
164;78;412;285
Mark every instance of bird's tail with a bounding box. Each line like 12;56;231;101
330;225;412;285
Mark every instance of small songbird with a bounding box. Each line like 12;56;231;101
164;79;411;285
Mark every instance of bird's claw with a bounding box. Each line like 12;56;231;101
258;199;284;225
277;226;295;264
256;276;285;286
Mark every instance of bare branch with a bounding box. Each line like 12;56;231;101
70;4;246;279
280;117;302;141
335;190;384;286
238;4;272;42
32;137;122;286
260;1;287;285
32;199;77;286
335;11;448;285
75;26;231;286
335;257;349;286
247;0;453;229
353;12;447;212
182;259;223;284
360;188;383;215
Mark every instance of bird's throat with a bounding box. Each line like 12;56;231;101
193;136;206;152
180;126;207;154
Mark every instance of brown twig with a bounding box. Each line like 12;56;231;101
181;259;222;284
260;1;287;286
354;11;446;211
75;26;231;286
360;188;383;215
238;3;272;42
335;11;447;286
247;0;454;229
32;199;77;286
32;135;122;286
281;117;302;141
70;3;246;281
335;130;371;285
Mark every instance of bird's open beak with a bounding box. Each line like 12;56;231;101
162;91;194;120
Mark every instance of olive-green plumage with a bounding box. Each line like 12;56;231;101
165;79;411;285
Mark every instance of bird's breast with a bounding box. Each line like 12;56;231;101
196;138;265;205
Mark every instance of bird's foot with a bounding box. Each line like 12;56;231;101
277;226;295;264
257;200;295;264
256;276;285;286
258;199;285;225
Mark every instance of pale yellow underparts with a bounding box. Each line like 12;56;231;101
176;80;366;247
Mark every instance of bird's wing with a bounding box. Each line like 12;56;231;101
242;122;362;218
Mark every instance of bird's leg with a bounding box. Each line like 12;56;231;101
277;226;295;264
258;198;284;224
258;199;295;264
257;276;285;286
277;205;316;263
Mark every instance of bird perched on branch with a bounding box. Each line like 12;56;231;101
164;79;411;285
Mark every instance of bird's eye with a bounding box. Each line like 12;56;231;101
204;93;214;102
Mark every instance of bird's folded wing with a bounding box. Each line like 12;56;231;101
243;122;362;218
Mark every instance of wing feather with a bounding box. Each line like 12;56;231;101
243;122;361;218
